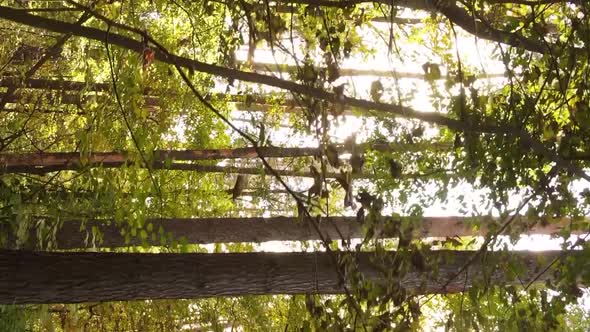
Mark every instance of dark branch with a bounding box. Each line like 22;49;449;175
278;0;548;53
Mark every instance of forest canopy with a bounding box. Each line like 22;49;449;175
1;0;590;330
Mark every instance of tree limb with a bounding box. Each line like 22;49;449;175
277;0;549;53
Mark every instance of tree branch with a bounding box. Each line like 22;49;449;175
277;0;549;53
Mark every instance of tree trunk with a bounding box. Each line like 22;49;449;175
277;0;547;53
0;249;565;304
0;143;450;170
241;61;505;80
12;216;578;249
0;77;112;92
0;161;366;177
0;147;320;168
0;91;159;107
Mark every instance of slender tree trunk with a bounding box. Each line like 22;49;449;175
12;216;578;249
0;91;159;107
0;91;82;106
0;249;565;304
0;142;450;171
0;67;505;93
1;159;446;179
0;147;320;168
240;61;506;80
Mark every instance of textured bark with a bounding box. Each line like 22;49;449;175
2;160;443;180
15;216;579;249
239;61;505;80
0;249;565;304
0;147;320;168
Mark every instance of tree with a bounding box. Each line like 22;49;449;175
1;0;589;330
4;216;579;249
0;249;567;304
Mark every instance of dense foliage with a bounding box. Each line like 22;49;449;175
1;0;590;330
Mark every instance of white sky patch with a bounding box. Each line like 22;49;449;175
503;234;583;251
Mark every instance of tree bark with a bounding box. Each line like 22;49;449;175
0;145;451;177
0;77;111;92
0;142;451;170
1;159;446;179
0;161;349;177
0;249;566;304
0;91;159;107
0;147;320;168
13;216;579;249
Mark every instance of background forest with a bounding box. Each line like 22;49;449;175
1;0;590;330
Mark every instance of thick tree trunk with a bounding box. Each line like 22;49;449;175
0;249;565;304
12;216;578;249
